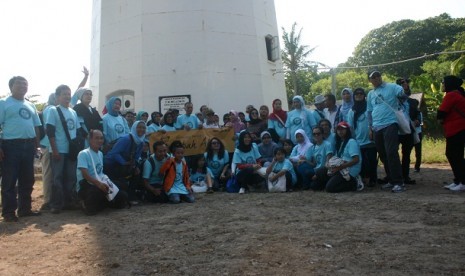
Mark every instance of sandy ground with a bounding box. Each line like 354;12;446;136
1;163;465;276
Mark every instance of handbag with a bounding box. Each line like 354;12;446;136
226;175;240;193
88;150;119;201
56;107;85;161
191;180;208;193
267;172;286;192
375;92;411;135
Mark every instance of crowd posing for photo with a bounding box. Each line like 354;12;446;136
1;69;465;221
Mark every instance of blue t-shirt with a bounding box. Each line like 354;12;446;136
367;82;404;130
347;110;372;146
0;96;41;139
39;105;53;148
168;161;189;195
268;119;286;139
204;150;230;178
336;138;361;177
46;105;79;154
312;109;326;125
175;114;201;129
232;143;261;173
270;159;297;184
143;155;168;184
190;167;214;183
76;148;104;191
102;113;130;143
306;140;333;169
161;124;176;132
324;132;336;152
146;124;161;135
285;109;315;144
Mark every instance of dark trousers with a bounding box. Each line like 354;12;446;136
1;140;36;217
313;167;357;193
236;167;264;189
374;124;403;185
284;171;293;191
445;130;465;184
360;146;378;182
78;180;128;215
296;162;315;189
399;133;414;179
145;184;169;203
414;133;423;170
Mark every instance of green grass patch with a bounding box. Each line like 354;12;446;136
407;137;447;164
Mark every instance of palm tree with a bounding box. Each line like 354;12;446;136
281;22;315;96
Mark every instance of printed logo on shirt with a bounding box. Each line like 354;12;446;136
210;160;220;169
19;108;32;120
375;94;385;105
315;154;322;164
115;123;124;134
292;117;302;125
186;122;193;128
66;118;76;130
246;156;255;164
96;163;103;174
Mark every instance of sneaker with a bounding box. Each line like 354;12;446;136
391;184;406;193
444;183;458;190
206;187;214;194
449;183;465;192
356;176;364;191
381;183;394;190
239;188;245;194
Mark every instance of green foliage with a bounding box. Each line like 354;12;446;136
349;14;465;77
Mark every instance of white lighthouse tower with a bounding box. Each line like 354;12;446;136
90;0;286;117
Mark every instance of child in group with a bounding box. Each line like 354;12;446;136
190;155;214;193
160;140;195;203
266;148;297;191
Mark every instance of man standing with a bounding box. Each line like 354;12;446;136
367;70;407;193
175;102;203;130
0;76;42;222
46;85;81;214
323;93;339;131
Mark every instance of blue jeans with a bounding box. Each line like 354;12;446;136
1;140;36;217
169;193;195;204
50;153;77;210
374;124;403;185
296;162;315;189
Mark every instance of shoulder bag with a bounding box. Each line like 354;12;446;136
57;106;85;161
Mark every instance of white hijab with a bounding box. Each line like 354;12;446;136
294;129;312;157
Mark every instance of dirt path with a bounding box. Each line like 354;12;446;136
1;163;464;275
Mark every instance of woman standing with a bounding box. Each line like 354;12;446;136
335;88;354;128
268;99;287;143
438;76;465;191
72;88;103;133
102;97;130;147
347;88;378;187
285;96;315;144
246;108;267;143
161;111;177;132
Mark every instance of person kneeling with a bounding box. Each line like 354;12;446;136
314;122;362;193
77;130;128;215
160;141;195;204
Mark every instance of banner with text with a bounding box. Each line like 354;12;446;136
148;127;235;156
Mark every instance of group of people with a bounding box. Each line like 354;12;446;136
1;69;464;221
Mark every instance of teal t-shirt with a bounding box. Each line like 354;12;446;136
76;148;104;191
168;161;189;195
271;159;297;184
285;109;315;144
204;150;230;178
232;143;261;173
268;119;286;139
0;96;41;139
347;110;372;146
143;155;167;184
367;82;404;130
306;140;333;169
175;114;201;129
336;138;361;177
46;105;79;154
190;167;213;183
102;113;130;143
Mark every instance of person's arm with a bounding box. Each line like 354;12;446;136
46;124;60;160
77;66;89;89
80;167;109;193
110;137;131;165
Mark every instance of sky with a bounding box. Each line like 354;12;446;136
1;0;464;102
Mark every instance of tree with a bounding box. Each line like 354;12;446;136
281;23;316;96
348;14;465;77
